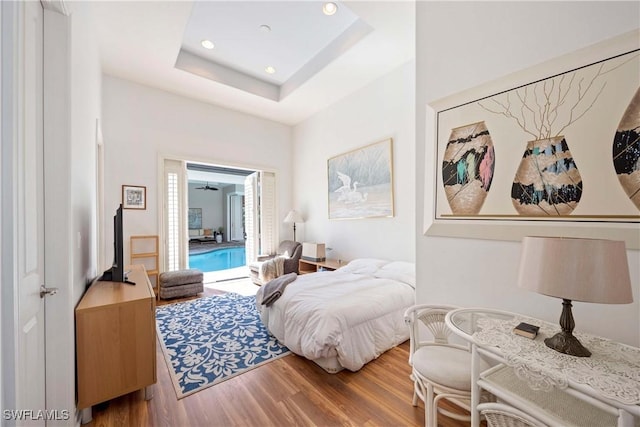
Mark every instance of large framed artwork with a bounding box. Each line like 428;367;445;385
328;138;394;220
425;30;640;249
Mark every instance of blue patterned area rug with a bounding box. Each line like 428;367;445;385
156;293;290;398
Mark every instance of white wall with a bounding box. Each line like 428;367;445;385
292;61;416;263
188;183;223;232
417;1;640;345
70;5;102;298
42;1;102;421
102;76;292;263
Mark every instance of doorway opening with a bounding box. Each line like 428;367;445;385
187;163;252;281
162;158;277;284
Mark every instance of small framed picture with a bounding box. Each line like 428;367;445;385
122;185;146;210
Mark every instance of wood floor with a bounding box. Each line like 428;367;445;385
88;290;471;427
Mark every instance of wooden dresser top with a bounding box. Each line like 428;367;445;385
76;264;153;311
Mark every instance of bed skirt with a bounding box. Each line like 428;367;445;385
312;356;344;374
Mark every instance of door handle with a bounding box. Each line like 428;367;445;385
40;285;58;298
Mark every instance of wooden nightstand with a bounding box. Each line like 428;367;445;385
298;258;345;274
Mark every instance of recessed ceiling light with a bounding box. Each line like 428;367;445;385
322;2;337;16
201;39;215;50
259;24;271;33
265;66;276;74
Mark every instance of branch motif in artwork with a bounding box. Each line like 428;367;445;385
478;55;637;140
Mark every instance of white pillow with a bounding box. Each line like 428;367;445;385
374;261;416;288
337;258;389;275
378;261;415;276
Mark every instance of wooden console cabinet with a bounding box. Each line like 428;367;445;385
299;258;345;274
75;264;156;422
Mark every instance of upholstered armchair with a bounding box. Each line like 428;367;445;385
248;240;302;285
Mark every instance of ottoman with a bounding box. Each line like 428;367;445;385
159;269;204;299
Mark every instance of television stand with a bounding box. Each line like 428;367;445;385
76;264;156;423
123;271;136;285
100;268;136;285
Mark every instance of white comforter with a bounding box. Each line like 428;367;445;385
257;259;415;372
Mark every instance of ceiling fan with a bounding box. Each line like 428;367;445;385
195;182;218;191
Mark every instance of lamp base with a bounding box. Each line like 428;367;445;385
544;331;591;357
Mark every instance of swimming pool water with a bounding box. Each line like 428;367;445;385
189;247;246;272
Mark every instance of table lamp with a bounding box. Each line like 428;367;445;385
283;209;304;242
517;236;633;357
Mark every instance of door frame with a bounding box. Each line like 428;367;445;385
42;3;76;420
0;0;4;408
1;0;20;411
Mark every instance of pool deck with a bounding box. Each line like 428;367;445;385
189;240;245;255
203;266;251;284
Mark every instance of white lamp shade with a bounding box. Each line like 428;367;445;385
284;210;304;224
302;242;326;261
517;236;633;304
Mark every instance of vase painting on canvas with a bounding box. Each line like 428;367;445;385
613;87;640;211
442;121;495;215
434;45;639;221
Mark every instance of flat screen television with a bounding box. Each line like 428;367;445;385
100;204;134;284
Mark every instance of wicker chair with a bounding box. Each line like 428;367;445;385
404;304;476;427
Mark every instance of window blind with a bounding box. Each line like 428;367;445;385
164;159;186;271
244;173;258;263
260;171;277;256
166;171;179;271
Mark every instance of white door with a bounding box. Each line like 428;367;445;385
229;194;243;241
244;171;277;263
244;173;259;263
258;171;277;256
17;0;48;418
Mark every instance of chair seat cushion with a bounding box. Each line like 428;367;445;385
248;261;262;272
159;269;203;287
412;345;474;391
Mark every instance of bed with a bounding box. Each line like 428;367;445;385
256;258;415;373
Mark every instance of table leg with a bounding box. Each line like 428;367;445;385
80;407;92;425
617;409;634;427
144;384;154;400
471;344;480;427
